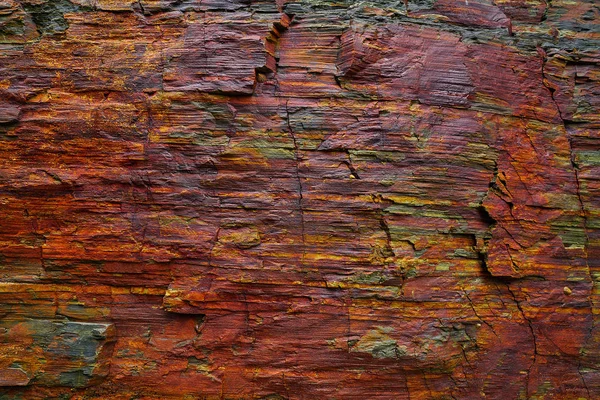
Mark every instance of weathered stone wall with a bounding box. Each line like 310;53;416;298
0;0;599;398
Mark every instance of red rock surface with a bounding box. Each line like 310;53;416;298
0;0;599;398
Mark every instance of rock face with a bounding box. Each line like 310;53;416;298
0;0;599;398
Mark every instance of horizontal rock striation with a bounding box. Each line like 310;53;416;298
0;0;599;398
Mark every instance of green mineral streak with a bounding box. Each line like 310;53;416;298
384;204;465;221
256;147;296;159
167;131;230;146
191;134;230;146
435;262;451;271
233;139;295;150
404;267;418;278
452;248;477;258
550;216;587;247
543;193;582;211
349;271;388;284
349;150;406;163
231;136;297;158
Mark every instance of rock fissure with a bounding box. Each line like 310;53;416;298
285;100;306;267
507;283;538;398
463;289;498;337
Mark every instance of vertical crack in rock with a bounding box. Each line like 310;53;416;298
540;49;593;396
285;100;306;267
480;160;542;395
506;284;538;398
462;289;498;337
447;373;461;400
379;213;401;293
539;49;590;259
342;150;360;179
371;194;403;294
379;215;393;257
40;241;46;271
421;370;433;398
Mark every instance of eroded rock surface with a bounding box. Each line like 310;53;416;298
0;0;599;398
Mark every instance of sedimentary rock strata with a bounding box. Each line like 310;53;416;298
0;0;599;398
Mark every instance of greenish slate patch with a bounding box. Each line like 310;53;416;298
350;327;404;359
0;319;115;388
58;369;93;387
349;271;387;284
543;193;581;212
190;102;234;127
575;150;600;167
167;130;230;147
371;340;400;359
435;262;451;271
549;216;587;248
23;0;91;34
0;14;26;37
587;217;600;230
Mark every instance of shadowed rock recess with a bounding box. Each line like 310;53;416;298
0;0;599;398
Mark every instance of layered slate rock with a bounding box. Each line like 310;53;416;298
0;0;599;398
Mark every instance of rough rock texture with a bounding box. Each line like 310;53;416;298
0;0;599;398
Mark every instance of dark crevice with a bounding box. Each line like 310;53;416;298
475;164;498;277
342;150;360;179
285;100;306;267
376;202;403;294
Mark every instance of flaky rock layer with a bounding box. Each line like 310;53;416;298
0;0;599;398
